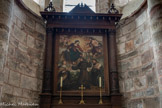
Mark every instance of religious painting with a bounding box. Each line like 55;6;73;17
56;35;106;91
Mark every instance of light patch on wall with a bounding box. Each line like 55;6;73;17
33;0;40;4
63;0;96;12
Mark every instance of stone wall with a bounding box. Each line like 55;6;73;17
53;0;63;12
96;0;110;13
121;0;145;18
0;0;46;107
116;4;160;108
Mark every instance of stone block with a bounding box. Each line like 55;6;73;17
37;79;42;91
1;93;17;103
131;56;141;68
125;33;134;42
118;50;138;60
134;35;143;48
36;69;43;79
15;49;30;64
27;48;41;59
0;72;4;84
125;79;134;92
131;90;145;99
13;87;22;96
141;49;154;64
157;45;162;58
142;62;153;73
125;40;134;52
12;15;17;24
8;43;15;57
35;22;45;35
153;31;162;46
20;75;37;91
13;25;27;44
35;32;45;41
18;42;28;53
16;17;23;28
8;58;18;71
145;88;155;97
21;23;36;36
27;35;35;48
117;36;126;44
17;63;36;77
2;0;13;17
22;89;39;99
151;18;162;34
143;97;160;108
0;13;11;29
135;10;146;27
13;4;26;22
119;81;125;93
134;76;146;90
118;61;131;72
142;29;150;43
35;39;44;50
16;97;28;103
147;72;158;86
22;89;33;98
116;28;123;37
2;84;13;94
9;36;19;47
9;70;20;87
126;69;140;79
31;58;40;67
3;67;9;83
131;24;144;37
118;72;125;80
138;42;151;54
127;99;144;108
25;16;35;30
122;21;136;35
0;28;8;41
117;42;125;55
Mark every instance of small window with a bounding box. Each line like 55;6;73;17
63;0;96;12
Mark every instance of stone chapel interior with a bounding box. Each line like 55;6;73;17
0;0;161;108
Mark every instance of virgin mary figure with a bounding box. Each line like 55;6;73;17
63;40;83;63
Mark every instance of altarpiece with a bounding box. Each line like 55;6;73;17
40;2;122;108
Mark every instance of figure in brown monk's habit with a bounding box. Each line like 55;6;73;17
72;57;91;88
91;59;104;86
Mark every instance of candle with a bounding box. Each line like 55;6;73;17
99;77;101;87
60;77;63;87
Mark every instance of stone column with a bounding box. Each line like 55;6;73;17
40;28;53;108
108;30;120;95
147;0;162;107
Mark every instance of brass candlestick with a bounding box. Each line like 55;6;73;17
98;87;103;104
58;87;63;104
79;85;85;104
